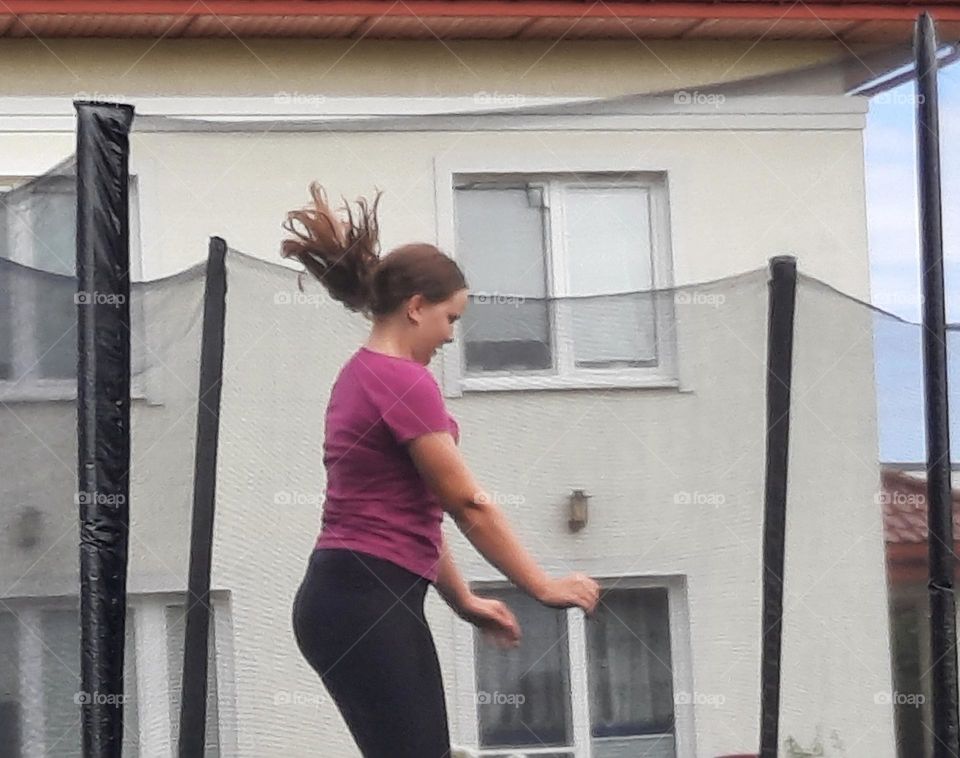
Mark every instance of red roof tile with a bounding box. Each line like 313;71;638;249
1;1;960;41
881;468;960;544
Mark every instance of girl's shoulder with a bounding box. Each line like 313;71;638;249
343;347;439;397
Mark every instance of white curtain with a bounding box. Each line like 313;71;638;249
587;588;675;758
474;587;572;750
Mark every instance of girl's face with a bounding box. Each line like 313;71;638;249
407;288;469;364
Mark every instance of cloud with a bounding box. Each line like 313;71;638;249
866;79;960;321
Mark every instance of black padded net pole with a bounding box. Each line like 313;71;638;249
178;237;228;758
75;101;135;758
915;13;959;758
759;255;797;758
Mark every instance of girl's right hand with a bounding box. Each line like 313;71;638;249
536;573;600;615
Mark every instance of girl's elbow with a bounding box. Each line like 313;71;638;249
445;492;489;524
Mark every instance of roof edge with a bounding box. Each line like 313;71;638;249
3;1;960;23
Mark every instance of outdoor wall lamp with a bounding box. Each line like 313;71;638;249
567;489;590;532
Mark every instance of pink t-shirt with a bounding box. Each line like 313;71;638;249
314;346;460;582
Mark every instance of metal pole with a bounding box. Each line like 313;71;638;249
915;12;959;757
760;255;797;758
179;237;228;757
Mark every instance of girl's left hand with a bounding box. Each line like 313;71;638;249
457;594;521;649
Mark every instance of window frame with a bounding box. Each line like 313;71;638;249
436;156;678;397
0;592;233;757
456;574;696;758
0;172;149;404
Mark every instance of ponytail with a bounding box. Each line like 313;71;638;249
283;183;467;318
281;182;382;315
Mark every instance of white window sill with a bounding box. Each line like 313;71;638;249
0;379;155;404
456;372;681;394
467;749;575;757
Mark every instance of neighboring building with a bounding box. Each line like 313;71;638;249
877;318;960;758
881;466;960;758
2;3;954;756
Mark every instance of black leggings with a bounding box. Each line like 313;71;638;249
291;547;451;758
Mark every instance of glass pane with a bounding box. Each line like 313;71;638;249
1;197;17;381
0;264;12;381
123;613;139;757
474;587;572;749
35;271;77;380
889;598;930;757
587;587;675;752
40;609;81;757
0;177;77;383
36;606;138;758
165;603;220;757
30;179;76;379
0;612;21;757
26;178;75;277
561;186;657;368
570;293;658;369
454;186;551;372
592;734;676;758
4;192;35;267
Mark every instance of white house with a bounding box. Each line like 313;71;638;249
0;3;951;756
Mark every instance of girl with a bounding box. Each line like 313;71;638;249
284;184;600;758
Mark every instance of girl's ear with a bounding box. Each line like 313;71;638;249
406;294;425;325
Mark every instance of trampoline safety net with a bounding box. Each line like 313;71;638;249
0;144;957;758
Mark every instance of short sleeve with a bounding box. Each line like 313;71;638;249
378;367;452;444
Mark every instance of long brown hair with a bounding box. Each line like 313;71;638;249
281;183;467;318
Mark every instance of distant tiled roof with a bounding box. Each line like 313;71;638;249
881;467;960;544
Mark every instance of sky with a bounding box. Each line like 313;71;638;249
866;63;960;461
865;60;960;324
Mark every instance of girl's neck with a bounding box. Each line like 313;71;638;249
365;326;414;361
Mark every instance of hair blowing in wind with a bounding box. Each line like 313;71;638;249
281;182;382;315
282;183;468;319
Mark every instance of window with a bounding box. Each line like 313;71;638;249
889;593;933;757
0;595;224;757
0;167;144;402
473;588;573;753
471;582;684;758
587;588;675;758
165;605;221;757
450;174;675;393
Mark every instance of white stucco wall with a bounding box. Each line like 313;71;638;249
0;37;894;758
0;38;854;99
